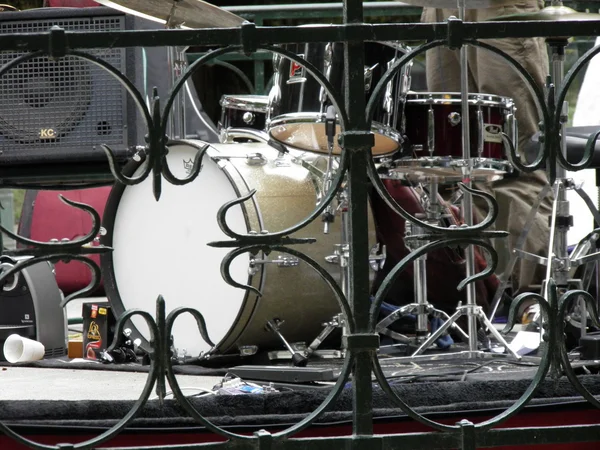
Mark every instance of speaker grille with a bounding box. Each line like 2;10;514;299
0;14;127;161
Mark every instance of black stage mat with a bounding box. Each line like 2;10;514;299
2;374;600;430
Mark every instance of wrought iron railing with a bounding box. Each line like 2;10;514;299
1;0;600;449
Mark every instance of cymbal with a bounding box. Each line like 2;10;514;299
95;0;245;29
397;0;495;8
489;5;600;21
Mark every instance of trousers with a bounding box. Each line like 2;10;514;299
421;0;553;293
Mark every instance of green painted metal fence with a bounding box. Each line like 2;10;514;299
1;1;600;449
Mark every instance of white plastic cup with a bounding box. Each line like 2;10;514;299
3;334;45;363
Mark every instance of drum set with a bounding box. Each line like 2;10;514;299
97;0;536;365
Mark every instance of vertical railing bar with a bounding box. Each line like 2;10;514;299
342;0;375;441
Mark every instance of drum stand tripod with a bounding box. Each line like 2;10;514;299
385;0;518;361
376;181;470;353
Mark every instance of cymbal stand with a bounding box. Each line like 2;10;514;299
488;38;600;342
163;11;188;139
167;44;188;139
376;181;469;351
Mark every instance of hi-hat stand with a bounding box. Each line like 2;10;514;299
376;182;470;352
387;1;518;361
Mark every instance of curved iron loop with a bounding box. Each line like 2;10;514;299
222;244;351;325
366;38;549;173
557;289;600;409
59;257;102;308
150;91;168;201
166;307;215;349
471;40;550;173
555;42;600;172
216;189;259;241
0;195;102;250
366;40;443;122
162;244;354;440
209;154;345;242
558;289;600;334
162;141;208;185
501;132;522;170
373;285;553;432
161;44;349;236
370;237;499;330
0;306;162;450
162;44;348;140
64;50;155;186
457;182;503;230
455;242;498;291
502;291;549;335
367;157;505;237
220;245;262;297
549;126;599;173
573;129;600;171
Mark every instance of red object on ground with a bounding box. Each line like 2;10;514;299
18;187;111;296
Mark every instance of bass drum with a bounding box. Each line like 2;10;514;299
101;140;375;358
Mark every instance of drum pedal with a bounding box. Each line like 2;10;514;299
266;319;308;367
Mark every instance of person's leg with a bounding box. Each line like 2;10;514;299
421;7;478;93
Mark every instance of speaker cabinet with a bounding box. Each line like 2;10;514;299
0;7;217;185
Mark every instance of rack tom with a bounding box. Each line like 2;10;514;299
219;94;269;142
267;40;405;156
391;92;516;180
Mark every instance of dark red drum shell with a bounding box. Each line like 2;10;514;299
402;96;509;160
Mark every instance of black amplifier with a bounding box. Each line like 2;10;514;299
0;260;67;361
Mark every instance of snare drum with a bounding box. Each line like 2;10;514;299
218;94;269;142
392;92;516;180
101;141;375;358
267;40;404;156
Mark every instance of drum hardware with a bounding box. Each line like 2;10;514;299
382;2;518;362
220;128;272;145
267;349;344;362
238;345;259;357
248;255;300;276
375;183;469;352
266;316;346;362
369;244;387;271
321;106;338;235
265;319;308;367
487;38;600;350
211;152;268;166
102;140;377;360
